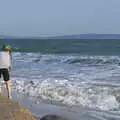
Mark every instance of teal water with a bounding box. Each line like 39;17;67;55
1;38;120;120
1;39;120;55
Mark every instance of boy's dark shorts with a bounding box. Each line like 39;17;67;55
0;69;10;81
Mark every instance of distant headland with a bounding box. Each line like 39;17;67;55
1;34;120;39
48;34;120;39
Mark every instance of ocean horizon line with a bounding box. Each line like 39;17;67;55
1;33;120;39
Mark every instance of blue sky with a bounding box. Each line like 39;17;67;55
0;0;120;37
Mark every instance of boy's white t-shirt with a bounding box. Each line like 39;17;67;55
0;51;11;69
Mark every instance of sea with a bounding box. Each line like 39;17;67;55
1;38;120;120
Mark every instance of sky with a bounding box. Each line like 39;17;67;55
0;0;120;37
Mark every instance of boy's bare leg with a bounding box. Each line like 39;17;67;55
5;80;12;99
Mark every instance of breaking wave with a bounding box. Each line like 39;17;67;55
12;78;120;111
15;53;120;65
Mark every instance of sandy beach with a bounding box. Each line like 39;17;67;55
0;92;35;120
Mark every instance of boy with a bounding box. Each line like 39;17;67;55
0;45;12;99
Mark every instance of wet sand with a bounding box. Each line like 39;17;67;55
0;93;35;120
12;91;93;120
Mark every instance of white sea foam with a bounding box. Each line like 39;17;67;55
8;52;120;111
11;77;120;111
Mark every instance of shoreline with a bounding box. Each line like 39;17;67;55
11;91;120;120
11;91;90;120
1;90;120;120
0;92;36;120
12;91;81;120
